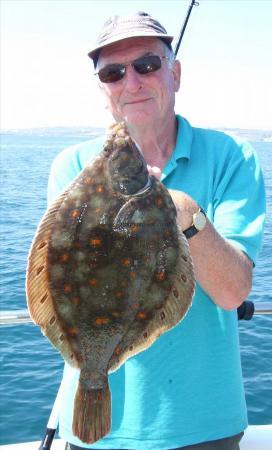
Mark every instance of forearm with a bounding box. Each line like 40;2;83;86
170;189;253;310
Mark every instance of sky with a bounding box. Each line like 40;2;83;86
1;0;272;131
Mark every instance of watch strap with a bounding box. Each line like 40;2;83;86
183;207;206;240
183;225;199;239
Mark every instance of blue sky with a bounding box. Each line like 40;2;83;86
1;0;272;130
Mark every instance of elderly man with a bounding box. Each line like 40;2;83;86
48;12;265;450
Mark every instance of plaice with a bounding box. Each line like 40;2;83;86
26;122;195;444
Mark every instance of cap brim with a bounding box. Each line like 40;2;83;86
88;32;174;59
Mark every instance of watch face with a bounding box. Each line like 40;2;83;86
194;211;207;231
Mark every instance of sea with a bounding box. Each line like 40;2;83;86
0;128;271;445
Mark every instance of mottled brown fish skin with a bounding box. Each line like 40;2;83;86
26;122;195;444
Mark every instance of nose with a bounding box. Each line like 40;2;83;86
123;65;142;93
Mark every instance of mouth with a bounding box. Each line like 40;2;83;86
124;98;152;106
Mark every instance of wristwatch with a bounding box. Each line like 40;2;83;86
183;207;207;239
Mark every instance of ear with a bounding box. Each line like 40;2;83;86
172;59;181;92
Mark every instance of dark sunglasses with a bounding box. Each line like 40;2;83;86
95;54;168;84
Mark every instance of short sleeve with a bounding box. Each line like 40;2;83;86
47;146;82;205
213;138;266;265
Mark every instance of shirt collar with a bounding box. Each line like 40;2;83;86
161;115;193;180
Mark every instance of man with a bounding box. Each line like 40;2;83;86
48;12;265;450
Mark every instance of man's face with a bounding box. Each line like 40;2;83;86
97;37;181;128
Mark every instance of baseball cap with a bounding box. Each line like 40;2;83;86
88;11;174;67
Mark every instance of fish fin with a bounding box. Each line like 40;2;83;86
26;192;77;368
72;382;111;444
109;227;194;372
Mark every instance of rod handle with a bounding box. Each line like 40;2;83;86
38;428;56;450
237;300;255;320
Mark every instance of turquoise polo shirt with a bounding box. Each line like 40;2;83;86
47;116;265;449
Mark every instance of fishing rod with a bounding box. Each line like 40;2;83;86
174;0;199;56
38;385;63;450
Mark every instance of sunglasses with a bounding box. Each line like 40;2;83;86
95;54;168;84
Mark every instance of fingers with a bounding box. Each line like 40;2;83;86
147;165;162;179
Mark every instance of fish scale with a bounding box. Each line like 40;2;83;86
26;122;195;444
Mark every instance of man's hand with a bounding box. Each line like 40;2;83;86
147;165;199;230
148;165;253;310
147;164;161;178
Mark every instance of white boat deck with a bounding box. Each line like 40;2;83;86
0;440;65;449
1;425;272;450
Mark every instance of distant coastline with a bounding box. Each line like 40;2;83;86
217;128;272;143
1;125;272;143
0;126;105;139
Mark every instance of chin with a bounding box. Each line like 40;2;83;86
123;110;154;128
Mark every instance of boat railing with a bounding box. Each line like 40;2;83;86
1;301;272;326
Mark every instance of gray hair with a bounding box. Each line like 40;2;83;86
161;40;175;68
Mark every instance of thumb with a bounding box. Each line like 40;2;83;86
147;165;162;180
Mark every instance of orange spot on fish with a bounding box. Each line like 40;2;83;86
155;196;164;208
66;327;79;337
89;238;102;247
88;278;98;287
95;208;101;213
63;284;72;293
115;291;125;299
59;253;69;263
137;311;148;320
96;184;104;193
95;317;109;325
121;258;131;266
115;346;121;355
70;209;81;219
155;271;166;281
130;271;137;279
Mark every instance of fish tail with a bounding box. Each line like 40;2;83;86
72;381;111;444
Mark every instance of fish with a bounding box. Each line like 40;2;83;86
26;122;195;444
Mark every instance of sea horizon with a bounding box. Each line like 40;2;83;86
1;124;272;143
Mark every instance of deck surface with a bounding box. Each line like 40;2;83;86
1;426;272;449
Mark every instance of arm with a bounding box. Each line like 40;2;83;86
170;190;253;311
